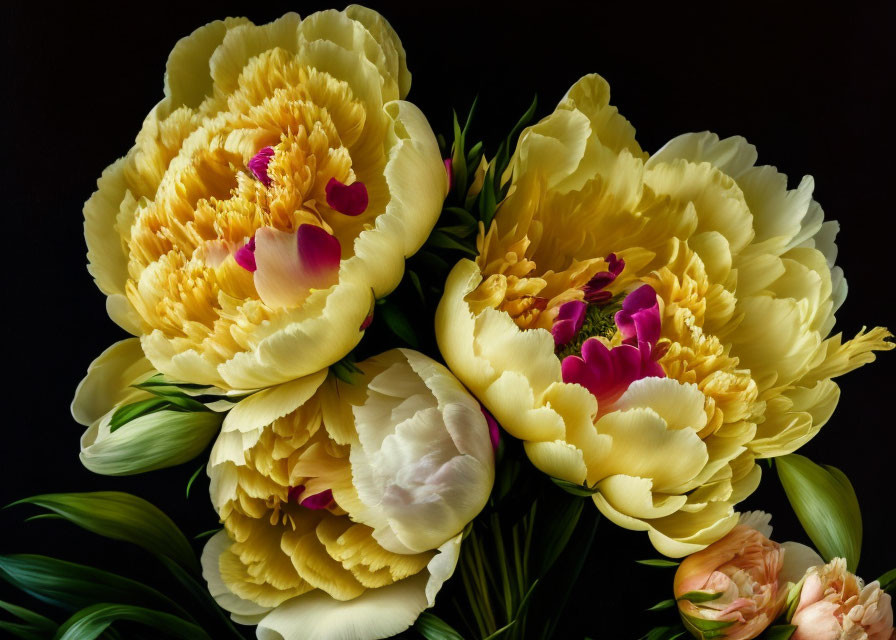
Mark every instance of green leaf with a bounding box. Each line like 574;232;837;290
81;410;222;476
637;559;680;568
185;464;205;499
414;612;464;640
0;620;51;640
550;477;598;497
877;567;896;595
648;599;677;611
53;603;210;640
677;591;723;604
451;110;467;198
0;600;56;632
407;270;425;304
108;397;171;431
9;492;199;574
375;299;420;348
156;556;242;639
640;626;686;640
776;454;862;571
681;613;736;639
478;164;498;229
536;496;583;575
426;230;478;256
443;206;478;227
0;555;192;620
762;625;797;640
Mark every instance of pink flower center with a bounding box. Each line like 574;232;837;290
248;147;275;187
326;177;368;216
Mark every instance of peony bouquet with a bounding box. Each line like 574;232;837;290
3;6;893;640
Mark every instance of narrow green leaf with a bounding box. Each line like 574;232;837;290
478;165;498;229
0;555;192;620
407;270;425;304
0;620;51;640
427;230;478;256
877;567;896;595
648;599;677;611
777;454;862;571
681;612;735;639
9;492;199;574
185;464;205;499
0;600;56;631
550;477;598;497
413;612;464;640
677;591;723;604
637;559;680;568
443;206;478;227
762;625;797;640
53;603;210;640
193;528;221;541
462;95;479;138
81;411;222;476
536;497;583;575
108;397;171;432
482;619;516;640
466;140;483;168
640;626;686;640
375;299;420;347
156;557;243;639
451;110;467;198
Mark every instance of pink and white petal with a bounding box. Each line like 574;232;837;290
254;227;308;309
295;224;341;289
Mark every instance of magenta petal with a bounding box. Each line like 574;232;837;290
300;489;333;510
326;177;368;216
360;312;374;331
234;236;257;272
248;147;275;187
552;300;587;346
615;284;661;346
288;485;305;503
481;407;501;451
296;224;341;286
563;337;663;410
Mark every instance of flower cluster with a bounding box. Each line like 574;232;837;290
54;5;893;640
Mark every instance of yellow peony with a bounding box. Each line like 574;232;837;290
435;74;892;556
84;6;447;391
202;349;494;639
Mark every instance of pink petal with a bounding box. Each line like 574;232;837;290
481;407;501;452
552;300;587;346
234;236;257;272
360;312;374;331
325;177;368;216
584;253;625;303
248;147;275;187
253;225;341;309
444;158;454;192
615;284;661;347
300;489;334;510
296;224;341;289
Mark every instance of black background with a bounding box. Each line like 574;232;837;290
3;1;894;638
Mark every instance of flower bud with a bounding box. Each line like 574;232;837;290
674;512;822;640
792;558;894;640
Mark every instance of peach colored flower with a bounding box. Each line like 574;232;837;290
674;512;821;640
792;559;895;640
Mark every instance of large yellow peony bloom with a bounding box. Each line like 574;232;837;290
202;349;494;639
435;74;892;556
85;6;447;391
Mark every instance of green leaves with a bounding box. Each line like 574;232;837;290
550;477;598;497
677;591;723;604
776;454;862;571
9;492;199;574
0;600;56;640
680;612;735;640
82;410;222;476
375;298;420;348
415;612;465;640
54;603;211;640
637;559;680;568
877;567;896;595
761;625;797;640
0;555;190;619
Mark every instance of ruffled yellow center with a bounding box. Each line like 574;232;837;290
124;50;387;366
217;393;432;607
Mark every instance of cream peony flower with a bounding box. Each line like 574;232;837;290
85;6;447;391
435;73;892;556
674;511;822;640
201;350;494;640
792;559;895;640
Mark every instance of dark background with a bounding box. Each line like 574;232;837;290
3;1;894;638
